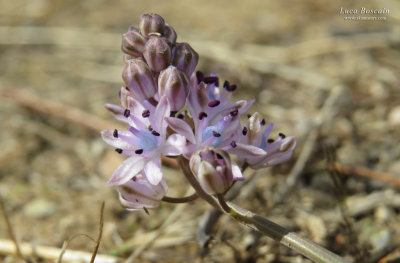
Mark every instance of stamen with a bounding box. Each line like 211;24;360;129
204;76;219;86
247;114;251;118
267;139;275;143
196;71;204;83
143;207;149;215
279;133;286;139
208;100;220;107
223;80;230;89
113;129;118;138
213;131;221;137
142;109;150;118
148;125;153;131
216;153;223;159
242;127;248;136
115;148;123;154
124;109;131;117
177;114;184;119
198;112;208;120
226;84;237;92
260;119;266;126
170;111;177;117
230;141;237;148
151;130;160;136
230;109;238;117
125;86;130;91
135;149;144;154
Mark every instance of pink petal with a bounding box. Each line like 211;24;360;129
166;117;196;144
163;134;186;156
231;161;244;181
228;143;267;159
144;159;163;185
106;156;146;186
101;130;136;150
152;96;170;136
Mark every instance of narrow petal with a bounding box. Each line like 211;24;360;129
163;134;186;156
106;156;146;186
231;161;244;181
152;96;170;136
166;117;196;144
228;143;267;159
101;130;137;150
144;159;163;185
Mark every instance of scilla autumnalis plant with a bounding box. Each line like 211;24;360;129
101;13;352;263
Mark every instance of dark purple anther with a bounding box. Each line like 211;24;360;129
260;119;266;126
142;109;150;118
212;131;221;137
135;149;144;154
279;133;286;139
226;84;237;92
216;153;223;159
151;130;160;136
170;111;177;117
198;112;208;120
124;109;131;117
208;100;220;107
247;114;251;118
196;71;204;84
177;113;184;119
230;141;237;148
230;109;238;117
115;148;123;154
204;76;219;87
242;127;248;136
267;139;275;143
113;129;118;138
223;80;230;89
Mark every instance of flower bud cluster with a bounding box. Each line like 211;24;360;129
102;13;296;211
121;13;198;112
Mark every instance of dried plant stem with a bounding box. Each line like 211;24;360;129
178;156;351;263
90;201;105;263
0;193;25;261
162;193;198;203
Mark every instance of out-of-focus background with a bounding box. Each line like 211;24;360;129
1;0;400;262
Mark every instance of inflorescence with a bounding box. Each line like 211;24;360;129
101;13;296;211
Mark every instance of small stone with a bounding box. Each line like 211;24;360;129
388;106;400;127
24;199;57;219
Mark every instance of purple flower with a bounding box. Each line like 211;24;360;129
190;147;243;195
102;93;186;186
166;72;254;157
118;172;167;211
228;112;296;169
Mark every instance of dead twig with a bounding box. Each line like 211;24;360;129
332;162;400;188
90;201;105;263
0;193;25;262
0;238;120;263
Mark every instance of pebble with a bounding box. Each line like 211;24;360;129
24;198;58;219
388;106;400;127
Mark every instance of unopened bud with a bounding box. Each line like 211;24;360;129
138;13;165;37
163;25;177;46
122;59;157;101
158;66;189;111
143;36;172;72
172;43;199;77
190;147;234;195
121;27;147;57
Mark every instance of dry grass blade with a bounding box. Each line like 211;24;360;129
0;193;26;262
90;201;105;263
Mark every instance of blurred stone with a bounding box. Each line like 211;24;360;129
337;143;365;166
330;117;352;139
24;198;57;219
374;205;391;224
370;229;391;253
388;106;400;127
388;161;400;178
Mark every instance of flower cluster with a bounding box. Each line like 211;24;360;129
101;14;296;211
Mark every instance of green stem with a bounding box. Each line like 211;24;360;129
162;193;198;203
177;156;351;263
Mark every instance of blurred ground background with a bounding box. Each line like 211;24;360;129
1;0;400;262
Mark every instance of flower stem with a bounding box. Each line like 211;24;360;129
216;194;231;213
162;193;198;203
177;156;351;263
